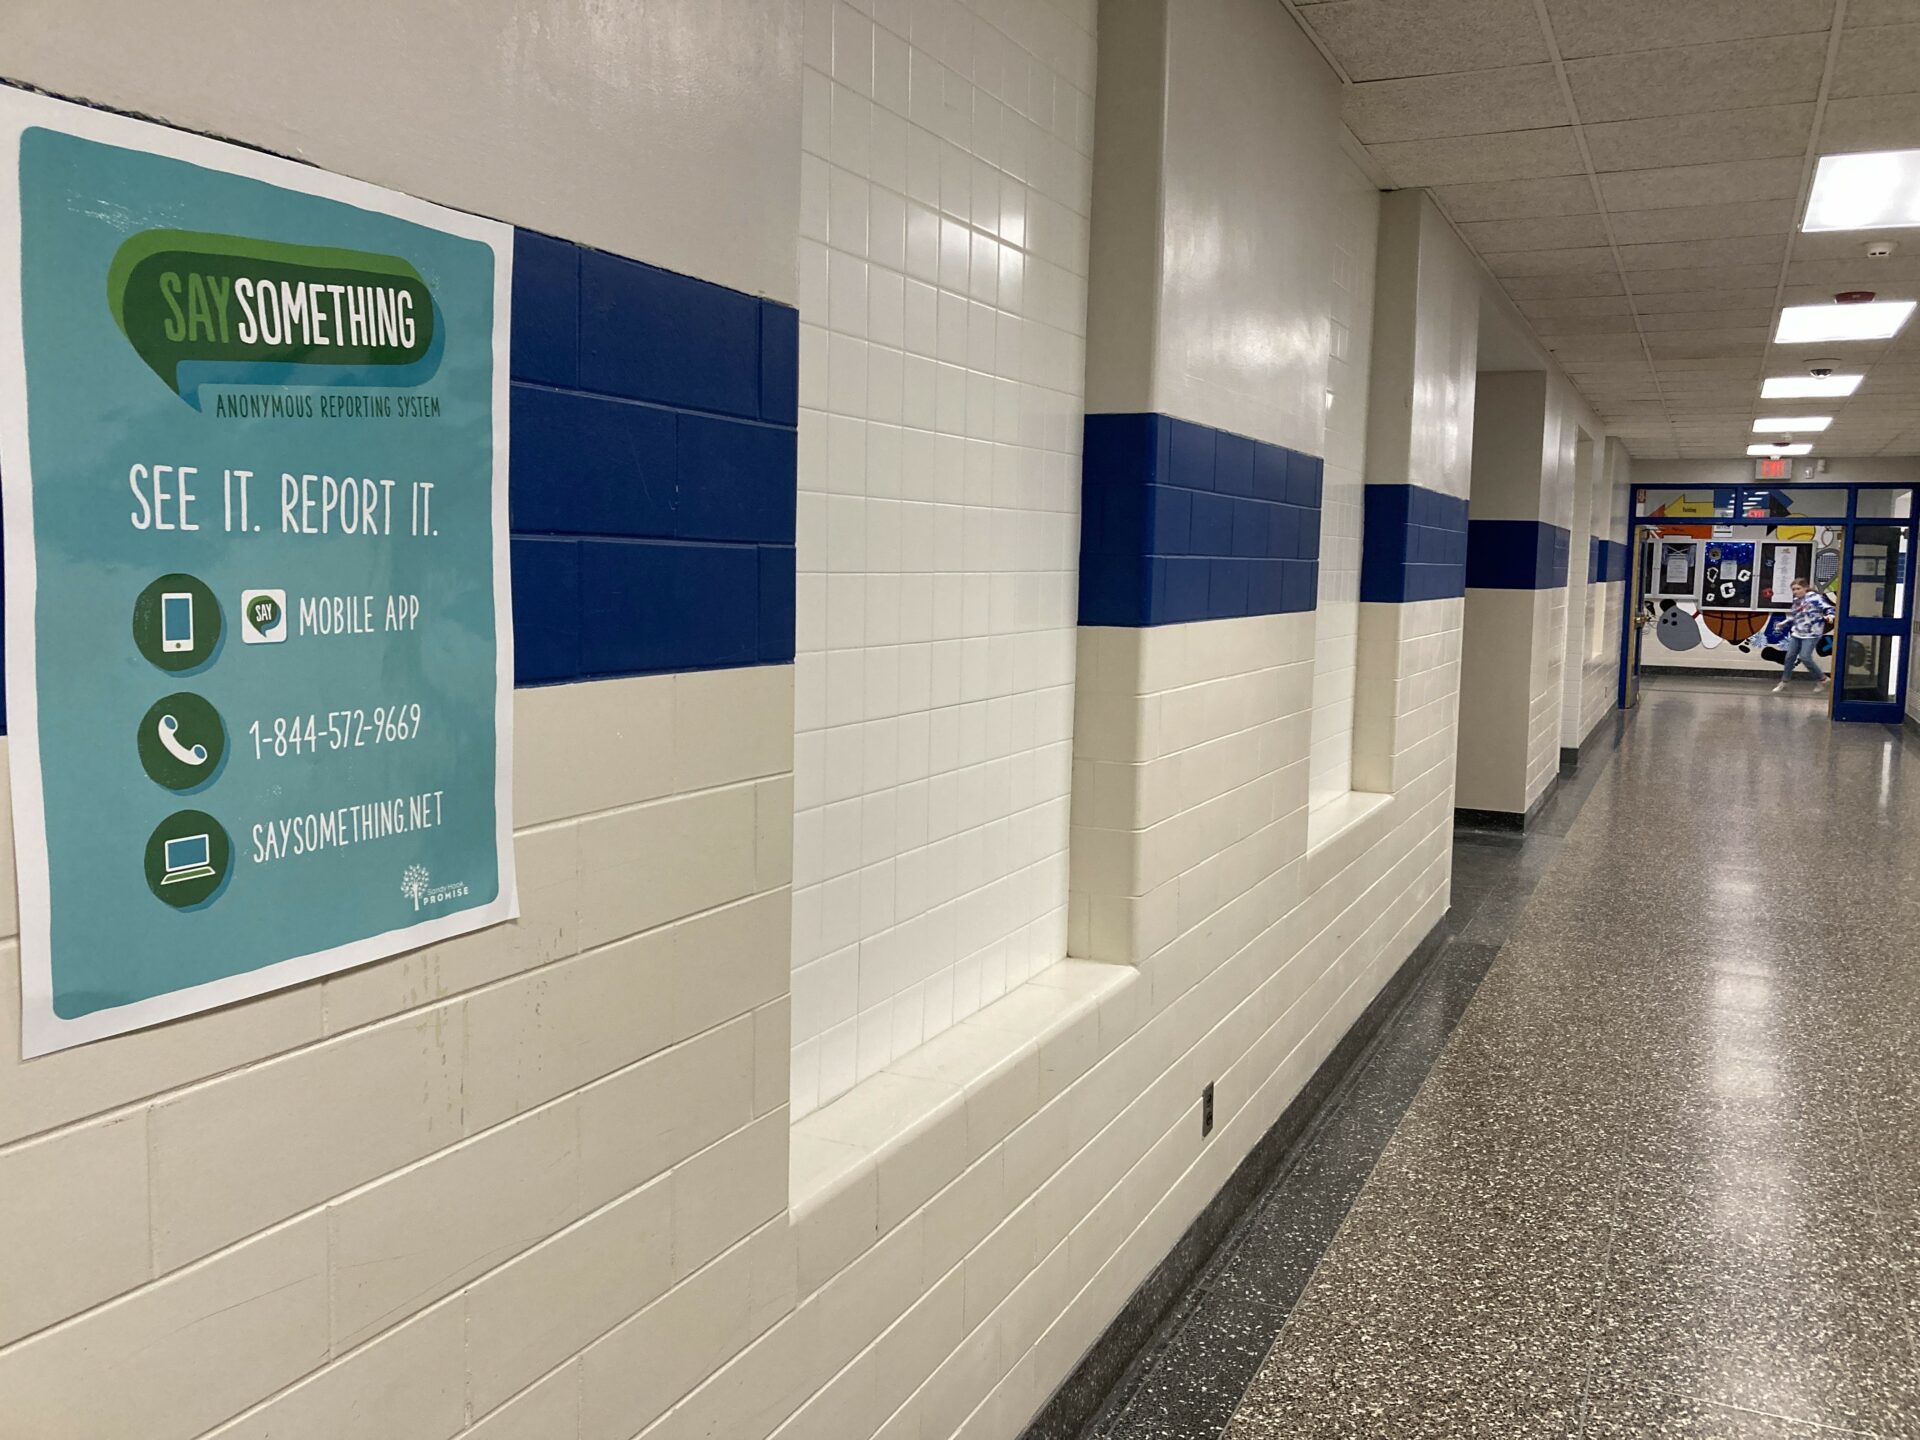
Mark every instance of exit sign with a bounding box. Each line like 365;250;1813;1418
1754;456;1793;480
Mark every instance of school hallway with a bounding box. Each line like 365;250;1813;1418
1088;676;1920;1440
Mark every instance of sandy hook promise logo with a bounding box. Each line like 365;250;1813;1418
107;230;443;409
401;864;470;913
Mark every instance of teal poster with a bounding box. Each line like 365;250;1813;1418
0;89;516;1055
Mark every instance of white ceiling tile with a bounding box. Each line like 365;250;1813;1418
1626;264;1784;294
1544;0;1835;58
1793;231;1920;263
1608;200;1797;246
1543;334;1649;359
1598;157;1804;211
1516;293;1637;316
1585;104;1813;172
1657;362;1766;375
1830;24;1920;98
1344;65;1568;143
1644;328;1773;350
1847;0;1920;26
1637;309;1777;331
1501;270;1627;297
1433;174;1598;221
1817;92;1920;153
1565;35;1828;123
1299;0;1549;81
1531;313;1640;335
1631;287;1782;313
1617;235;1789;271
1485;246;1617;277
1369;127;1584;186
1463;214;1613;251
1785;256;1920;286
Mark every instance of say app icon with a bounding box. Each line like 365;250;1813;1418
241;588;287;644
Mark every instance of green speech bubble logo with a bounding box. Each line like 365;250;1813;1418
245;593;281;635
106;230;437;405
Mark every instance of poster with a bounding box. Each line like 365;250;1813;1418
1771;545;1798;601
0;89;516;1055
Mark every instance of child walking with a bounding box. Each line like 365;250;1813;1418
1774;578;1835;694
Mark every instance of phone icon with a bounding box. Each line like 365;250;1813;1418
160;832;216;885
137;692;227;792
161;591;194;653
157;712;208;766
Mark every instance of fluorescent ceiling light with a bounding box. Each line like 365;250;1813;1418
1747;443;1813;456
1762;374;1863;398
1804;150;1920;232
1774;300;1915;343
1752;416;1833;432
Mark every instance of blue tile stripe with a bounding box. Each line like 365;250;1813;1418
1466;519;1571;591
1359;484;1468;603
508;228;796;685
0;226;797;739
1591;538;1629;583
1077;413;1322;627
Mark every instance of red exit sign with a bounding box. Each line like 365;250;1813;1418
1753;456;1793;480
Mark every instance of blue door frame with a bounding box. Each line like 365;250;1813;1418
1617;482;1916;722
1831;506;1916;723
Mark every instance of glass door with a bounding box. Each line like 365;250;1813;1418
1832;522;1914;723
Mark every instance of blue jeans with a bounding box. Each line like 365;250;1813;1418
1782;634;1826;681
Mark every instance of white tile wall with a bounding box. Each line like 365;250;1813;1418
0;667;798;1440
790;0;1097;1117
1310;157;1382;809
0;0;804;303
1528;586;1568;807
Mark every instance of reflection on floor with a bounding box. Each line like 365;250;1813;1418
1083;678;1920;1439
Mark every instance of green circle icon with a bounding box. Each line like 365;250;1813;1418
133;574;222;672
137;693;227;792
144;810;232;910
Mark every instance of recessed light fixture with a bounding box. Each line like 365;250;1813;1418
1753;416;1833;432
1775;300;1916;343
1747;443;1814;456
1804;150;1920;232
1762;374;1863;398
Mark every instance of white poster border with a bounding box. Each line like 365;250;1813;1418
0;86;518;1057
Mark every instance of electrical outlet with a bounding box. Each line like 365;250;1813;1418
1202;1082;1214;1137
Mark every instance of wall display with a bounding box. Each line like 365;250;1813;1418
1641;523;1842;673
1758;541;1814;609
1702;541;1754;607
0;88;516;1055
1651;539;1700;599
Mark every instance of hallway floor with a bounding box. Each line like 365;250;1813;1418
1087;677;1920;1439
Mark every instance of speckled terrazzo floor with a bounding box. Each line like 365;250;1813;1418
1089;677;1920;1440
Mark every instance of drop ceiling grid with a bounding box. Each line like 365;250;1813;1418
1286;0;1920;459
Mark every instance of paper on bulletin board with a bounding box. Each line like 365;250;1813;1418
0;87;517;1055
1772;546;1798;599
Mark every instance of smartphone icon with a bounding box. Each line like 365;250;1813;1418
161;592;194;653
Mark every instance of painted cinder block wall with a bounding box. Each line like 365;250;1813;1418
0;5;809;1440
1455;354;1614;818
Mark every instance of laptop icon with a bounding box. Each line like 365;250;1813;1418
161;833;216;885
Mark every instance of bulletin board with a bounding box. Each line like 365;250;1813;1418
1701;541;1754;608
1756;540;1814;610
1650;539;1700;599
